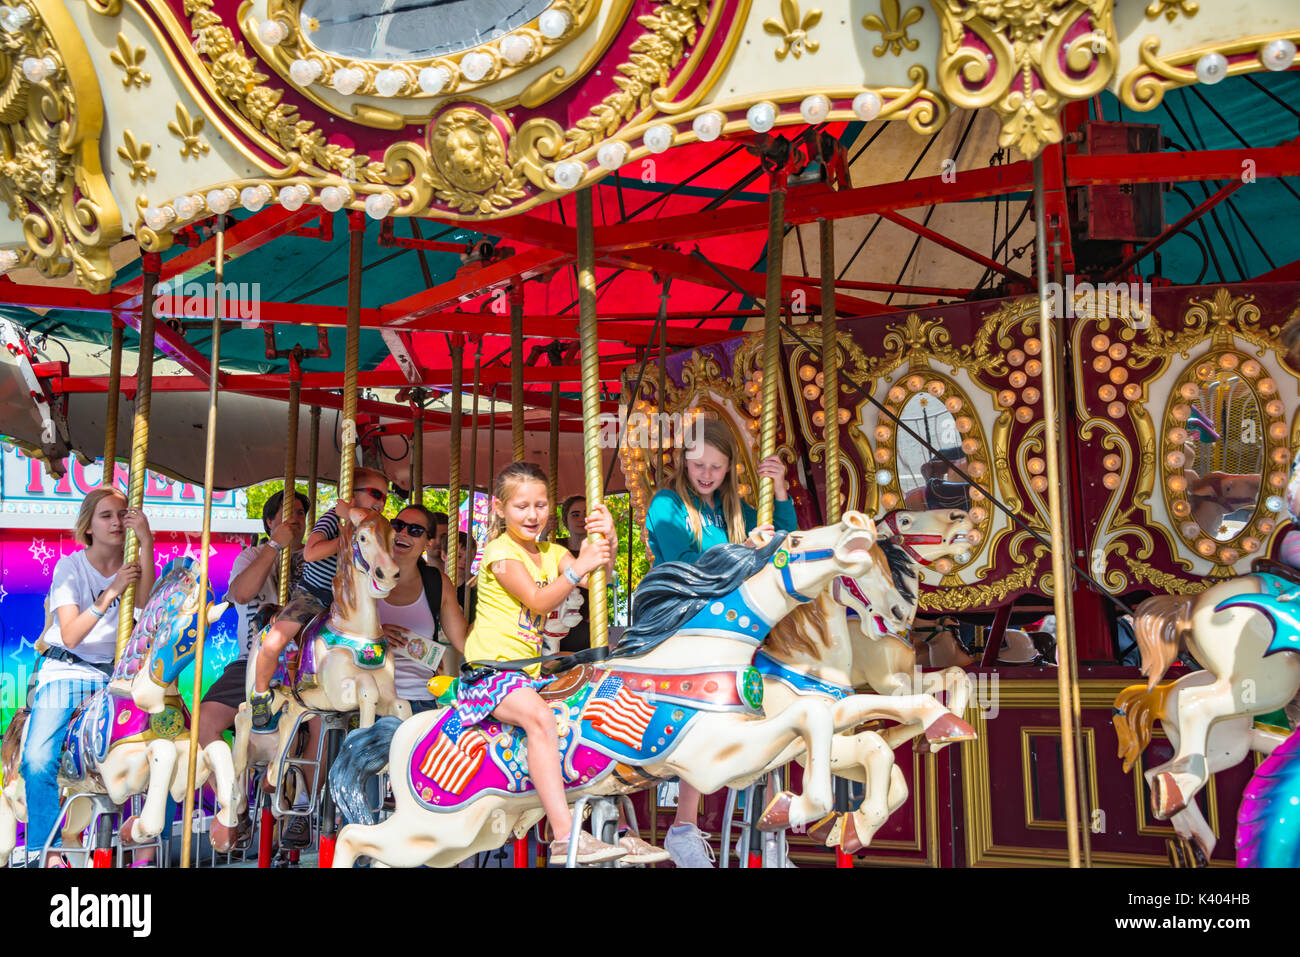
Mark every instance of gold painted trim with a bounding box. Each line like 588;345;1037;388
1019;725;1099;831
1120;30;1300;113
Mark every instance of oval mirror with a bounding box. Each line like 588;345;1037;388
299;0;556;61
897;392;969;511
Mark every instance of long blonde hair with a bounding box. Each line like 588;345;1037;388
672;417;746;548
74;487;127;547
484;462;550;545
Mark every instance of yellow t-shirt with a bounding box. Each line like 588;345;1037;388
465;534;568;677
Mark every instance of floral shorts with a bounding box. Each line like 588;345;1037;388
454;669;549;726
276;584;328;629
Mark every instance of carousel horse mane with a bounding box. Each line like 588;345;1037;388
1133;593;1196;690
874;532;917;607
614;532;788;659
332;511;393;621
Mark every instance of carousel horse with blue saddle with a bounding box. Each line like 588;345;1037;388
0;559;241;862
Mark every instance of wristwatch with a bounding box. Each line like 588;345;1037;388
268;539;286;553
564;565;582;586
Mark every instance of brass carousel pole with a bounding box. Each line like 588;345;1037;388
757;169;787;526
278;368;301;607
116;254;160;662
464;337;482;617
411;393;425;505
819;218;840;525
655;280;670;489
306;405;321;530
548;383;560;520
180;222;227;867
1033;156;1086;868
511;283;525;461
339;213;364;502
102;319;124;486
447;336;464;589
576;188;607;647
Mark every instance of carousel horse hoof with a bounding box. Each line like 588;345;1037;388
839;814;865;856
807;813;839;847
1166;837;1208;869
923;713;976;745
210;819;237;853
1151;772;1187;819
756;791;795;831
119;815;144;845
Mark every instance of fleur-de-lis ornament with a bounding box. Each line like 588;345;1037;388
862;0;924;57
109;32;151;88
763;0;822;60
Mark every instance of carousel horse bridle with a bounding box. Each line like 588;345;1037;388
879;513;944;567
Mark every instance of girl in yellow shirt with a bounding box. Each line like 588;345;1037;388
457;462;626;864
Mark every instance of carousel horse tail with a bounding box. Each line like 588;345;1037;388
1133;594;1195;690
1112;681;1174;774
329;716;400;827
1237;727;1300;868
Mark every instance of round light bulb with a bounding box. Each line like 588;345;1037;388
205;188;237;214
552;161;584;190
1267;495;1286;513
172;194;202;220
1260;38;1296;72
142;205;175;231
644;123;673;154
289;58;323;85
0;249;19;272
258;18;288;46
331;67;363;95
21;55;53;83
364;191;395;220
596;141;627;171
374;68;405;97
2;6;31;32
461;51;492;82
319;184;352;212
1195;52;1228;84
538;9;569;39
800;94;830;124
499;34;532;65
875;469;891;485
955;551;971;564
240;184;271;211
418;66;451;95
278;184;309;211
746;101;777;133
692;111;724;142
852;91;882;121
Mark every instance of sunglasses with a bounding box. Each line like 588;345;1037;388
390;519;428;538
357;487;388;501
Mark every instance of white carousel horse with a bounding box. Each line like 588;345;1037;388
233;507;411;791
328;514;957;868
0;559;240;863
1128;574;1300;822
1113;672;1291;866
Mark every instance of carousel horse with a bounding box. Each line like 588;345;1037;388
842;508;977;751
916;620;976;669
749;535;976;853
233;507;411;791
1113;672;1291;866
0;559;240;862
1236;724;1300;867
1128;574;1300;821
328;514;961;867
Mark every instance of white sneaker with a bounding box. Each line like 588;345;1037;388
664;824;716;868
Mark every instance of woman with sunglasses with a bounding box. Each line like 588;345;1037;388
378;504;468;713
249;467;392;729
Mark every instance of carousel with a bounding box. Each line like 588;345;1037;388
0;0;1299;868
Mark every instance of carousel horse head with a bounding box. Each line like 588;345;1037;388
334;507;400;615
876;508;975;566
830;536;917;640
616;512;879;659
115;558;230;714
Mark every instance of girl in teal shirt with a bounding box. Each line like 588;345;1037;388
643;417;798;866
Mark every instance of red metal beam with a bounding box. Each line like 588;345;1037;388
786;275;972;298
382;247;570;326
878;210;1032;282
120;306;220;386
1065;141;1300;186
1038;142;1075;279
1250;258;1300;282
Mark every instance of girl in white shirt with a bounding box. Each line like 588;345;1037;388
24;486;154;866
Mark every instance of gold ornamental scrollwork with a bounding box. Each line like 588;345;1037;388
0;1;122;292
427;107;525;213
862;0;924;57
168;102;209;159
1145;0;1196;21
918;542;1047;611
763;0;822;61
930;0;1117;158
109;32;150;88
1121;32;1300;113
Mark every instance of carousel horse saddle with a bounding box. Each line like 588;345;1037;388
61;692;190;782
1251;558;1300;588
405;665;761;811
1215;573;1300;658
274;615;387;692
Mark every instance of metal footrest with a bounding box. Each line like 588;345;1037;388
562;794;640;869
722;772;789;869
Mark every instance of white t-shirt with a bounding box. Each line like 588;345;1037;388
37;551;122;688
378;588;447;701
226;544;303;661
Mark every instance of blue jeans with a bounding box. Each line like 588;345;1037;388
21;674;106;856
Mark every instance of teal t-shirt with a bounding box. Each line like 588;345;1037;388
645;488;798;566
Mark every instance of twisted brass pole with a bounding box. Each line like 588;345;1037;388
102;320;123;485
116;255;159;662
464;337;482;617
548;383;560;521
306;405;321;530
577;189;607;647
340;213;364;502
1034;156;1086;868
819;218;840;524
279;373;300;606
412;397;424;504
511;284;525;462
181;224;226;867
757;172;787;526
448;336;464;589
655;279;670;490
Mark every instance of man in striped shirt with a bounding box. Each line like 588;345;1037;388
249;467;391;729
